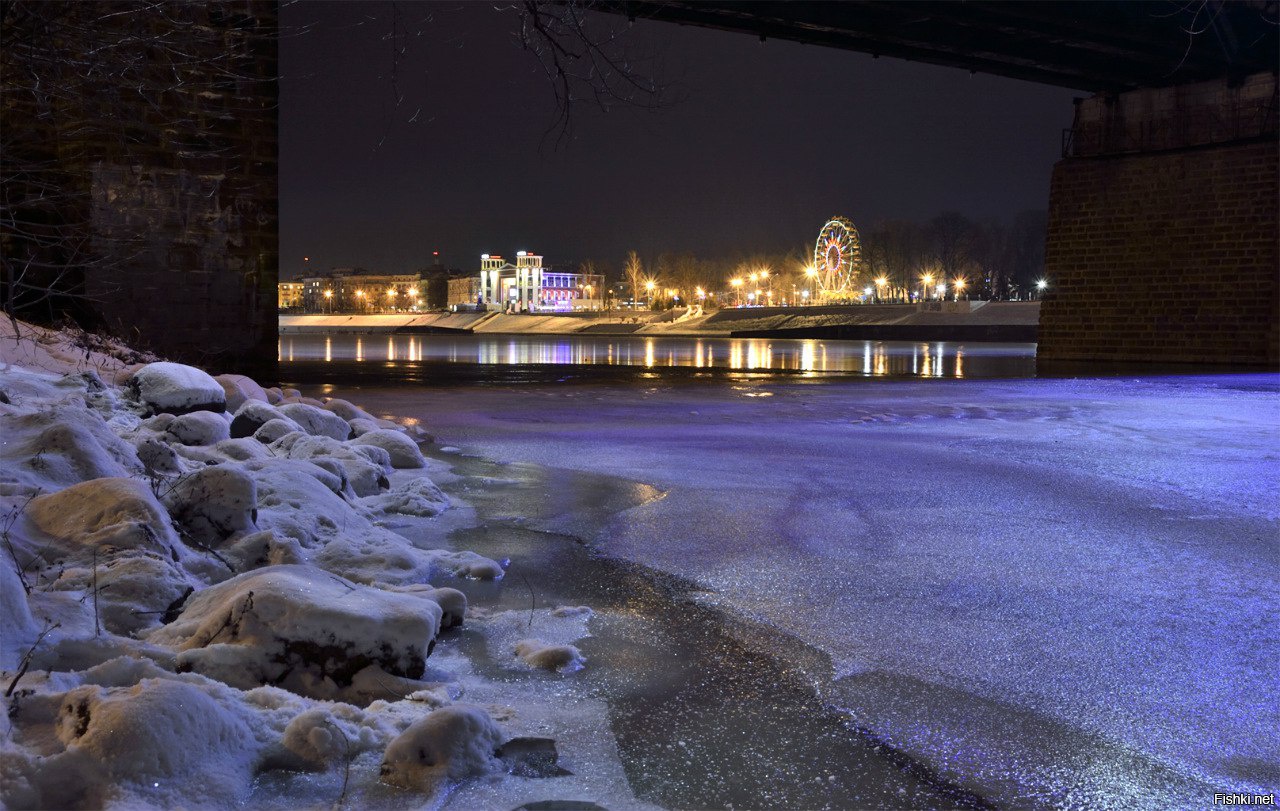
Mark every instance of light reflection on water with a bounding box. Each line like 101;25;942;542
278;334;1035;378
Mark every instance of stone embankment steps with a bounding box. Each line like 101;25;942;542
280;301;1041;342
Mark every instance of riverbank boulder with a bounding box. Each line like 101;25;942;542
149;565;444;697
129;362;225;415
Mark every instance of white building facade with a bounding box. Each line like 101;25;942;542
477;252;602;312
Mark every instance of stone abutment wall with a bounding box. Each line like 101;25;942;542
1;2;278;377
1041;73;1278;366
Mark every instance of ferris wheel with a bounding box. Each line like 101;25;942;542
812;216;863;300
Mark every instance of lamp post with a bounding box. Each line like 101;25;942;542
1035;279;1048;299
323;288;333;314
730;277;743;306
804;266;818;304
874;276;887;304
920;273;934;302
645;279;656;309
953;278;967;301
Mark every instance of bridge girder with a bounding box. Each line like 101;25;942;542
588;1;1279;91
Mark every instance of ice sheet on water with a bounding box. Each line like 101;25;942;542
364;373;1280;806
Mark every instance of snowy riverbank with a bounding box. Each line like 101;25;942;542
0;320;646;810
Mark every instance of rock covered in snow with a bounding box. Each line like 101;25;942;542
322;397;376;423
380;705;503;791
26;477;183;563
163;410;231;446
0;553;39;667
214;373;268;413
90;556;195;635
253;418;303;444
128;362;225;415
149;565;445;696
276;402;350;441
351;429;426;469
1;405;143;490
268;432;388;497
514;639;586;672
161;464;259;546
229;400;292;439
360;476;450;517
222;530;306;572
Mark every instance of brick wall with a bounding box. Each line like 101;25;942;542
1;2;278;378
1042;77;1279;366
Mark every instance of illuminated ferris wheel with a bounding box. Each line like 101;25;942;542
812;216;863;300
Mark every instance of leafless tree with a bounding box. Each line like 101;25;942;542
623;249;645;310
511;0;669;145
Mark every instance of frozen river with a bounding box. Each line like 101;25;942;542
283;339;1279;808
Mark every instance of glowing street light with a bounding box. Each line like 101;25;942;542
920;273;935;301
730;277;744;307
1035;279;1048;299
953;278;967;301
323;288;333;313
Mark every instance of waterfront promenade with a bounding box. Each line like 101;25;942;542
280;301;1041;342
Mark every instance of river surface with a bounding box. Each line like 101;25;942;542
281;335;1280;809
278;334;1037;379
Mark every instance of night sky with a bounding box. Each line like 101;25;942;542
279;2;1081;278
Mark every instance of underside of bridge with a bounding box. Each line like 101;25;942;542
597;1;1280;365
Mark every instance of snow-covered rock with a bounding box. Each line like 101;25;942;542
268;433;388;497
0;554;39;668
214;373;268;413
149;565;445;696
360;476;450;517
514;639;586;672
164;410;231;446
134;434;185;476
1;405;143;490
380;705;503;792
277;402;350;440
161;465;259;546
348;417;382;437
351;429;426;469
253;418;302;444
229;400;291;439
90;555;195;635
322;397;377;423
26;477;183;563
222;530;306;572
128;362;225;415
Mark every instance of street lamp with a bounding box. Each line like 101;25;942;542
1035;279;1048;299
874;276;888;303
920;273;934;301
730;277;743;306
323;288;333;313
953;278;967;301
645;279;656;308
